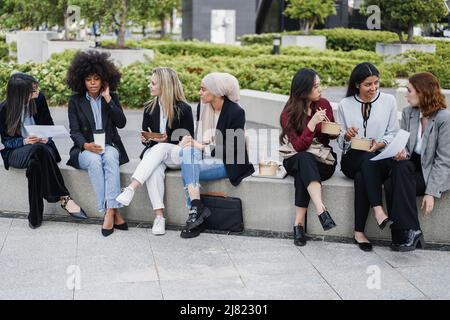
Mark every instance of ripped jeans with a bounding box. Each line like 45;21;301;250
180;147;228;208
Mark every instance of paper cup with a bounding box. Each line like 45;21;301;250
351;137;372;151
94;130;106;154
321;122;341;135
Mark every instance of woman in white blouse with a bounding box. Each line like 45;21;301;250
337;62;399;252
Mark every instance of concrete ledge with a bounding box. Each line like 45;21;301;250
241;89;449;127
1;156;449;244
376;43;436;56
282;35;327;51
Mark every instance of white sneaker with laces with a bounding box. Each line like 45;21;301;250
152;216;166;235
116;186;135;206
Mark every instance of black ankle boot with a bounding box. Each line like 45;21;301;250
293;225;307;246
318;211;336;231
391;229;425;252
185;201;211;231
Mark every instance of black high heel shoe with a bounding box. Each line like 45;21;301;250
354;238;373;252
114;222;128;231
318;210;336;231
61;196;88;220
101;213;114;237
377;218;393;230
390;229;425;252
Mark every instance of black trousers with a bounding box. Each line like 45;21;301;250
284;151;336;208
384;153;425;231
341;149;394;232
8;144;69;226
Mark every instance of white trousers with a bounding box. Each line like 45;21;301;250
132;143;182;210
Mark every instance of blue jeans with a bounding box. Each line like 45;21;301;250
180;147;228;208
78;145;123;212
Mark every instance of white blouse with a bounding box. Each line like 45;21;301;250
337;91;399;152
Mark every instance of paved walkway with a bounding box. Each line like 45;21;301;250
0;217;448;300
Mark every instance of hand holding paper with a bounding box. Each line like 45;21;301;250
24;125;70;139
370;129;410;161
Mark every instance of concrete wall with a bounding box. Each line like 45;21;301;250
376;43;436;56
42;40;95;61
281;35;327;51
16;31;59;64
182;0;257;41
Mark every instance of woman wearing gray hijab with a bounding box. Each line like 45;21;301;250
178;72;254;238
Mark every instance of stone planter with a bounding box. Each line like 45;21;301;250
376;43;436;56
43;40;95;61
93;48;154;66
281;35;326;51
16;31;59;64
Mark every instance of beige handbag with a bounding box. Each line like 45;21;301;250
279;140;297;160
279;138;336;165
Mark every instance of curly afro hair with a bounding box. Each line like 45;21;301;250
66;50;121;94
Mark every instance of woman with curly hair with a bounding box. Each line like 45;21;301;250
66;50;129;237
385;72;450;252
116;67;194;236
0;73;87;228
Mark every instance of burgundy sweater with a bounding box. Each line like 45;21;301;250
280;98;335;152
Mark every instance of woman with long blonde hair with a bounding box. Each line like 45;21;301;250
116;67;194;235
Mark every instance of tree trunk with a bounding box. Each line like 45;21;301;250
304;22;310;35
170;8;175;34
160;13;166;38
63;7;70;40
117;0;128;48
396;31;404;43
142;25;146;38
407;24;414;43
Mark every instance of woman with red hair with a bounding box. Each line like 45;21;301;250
385;72;450;252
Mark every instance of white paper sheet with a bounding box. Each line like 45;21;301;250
370;129;410;161
24;125;70;138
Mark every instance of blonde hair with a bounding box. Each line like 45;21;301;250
146;67;187;128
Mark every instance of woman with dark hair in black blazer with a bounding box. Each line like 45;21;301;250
0;73;86;229
178;72;255;238
66;50;129;237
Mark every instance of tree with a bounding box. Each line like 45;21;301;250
73;0;131;47
129;0;181;38
283;0;336;35
361;0;448;43
0;0;75;40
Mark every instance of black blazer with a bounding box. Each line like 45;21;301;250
140;100;194;159
196;97;254;186
0;92;61;170
66;92;129;169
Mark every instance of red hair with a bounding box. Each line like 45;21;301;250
409;72;447;117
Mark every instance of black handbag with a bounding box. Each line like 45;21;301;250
200;192;244;232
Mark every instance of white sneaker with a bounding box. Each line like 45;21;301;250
116;186;135;206
152;216;166;235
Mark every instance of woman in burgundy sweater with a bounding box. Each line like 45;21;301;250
280;68;338;246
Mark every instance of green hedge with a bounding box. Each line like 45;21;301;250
1;35;448;110
0;48;395;109
0;42;9;62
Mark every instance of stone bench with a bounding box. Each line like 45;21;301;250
1;156;449;244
